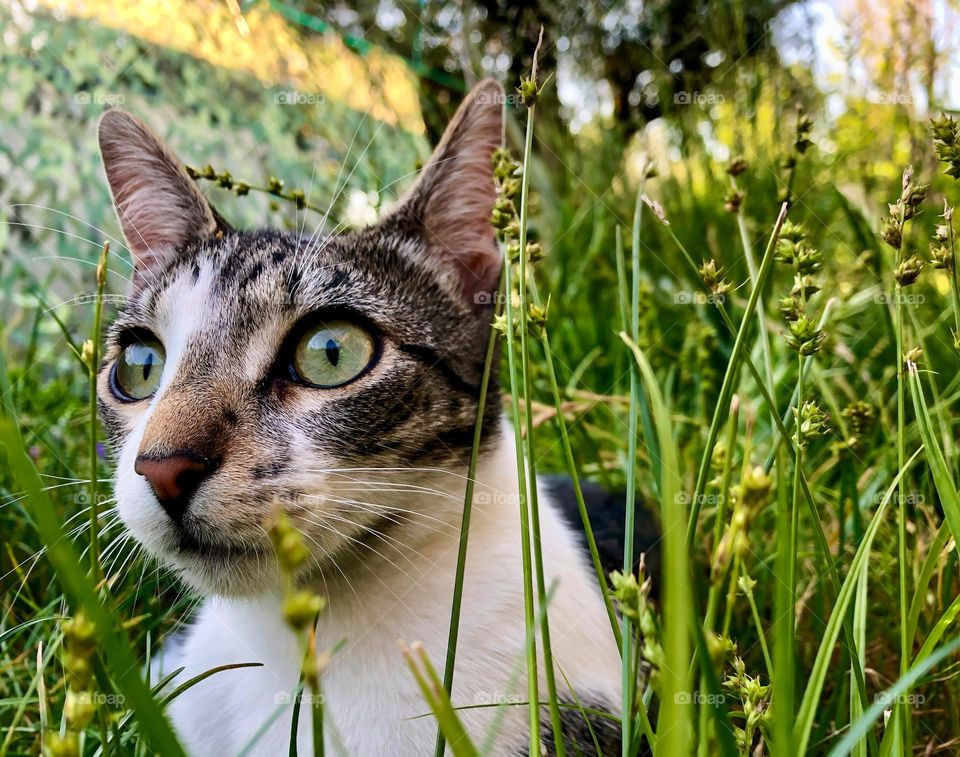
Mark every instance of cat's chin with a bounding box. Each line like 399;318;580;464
133;526;281;596
165;545;281;597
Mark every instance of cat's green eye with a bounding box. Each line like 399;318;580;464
112;339;166;401
292;320;376;389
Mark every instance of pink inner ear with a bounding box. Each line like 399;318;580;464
414;79;505;304
99;110;218;286
421;173;501;301
107;162;183;273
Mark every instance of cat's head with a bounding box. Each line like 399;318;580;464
96;81;504;596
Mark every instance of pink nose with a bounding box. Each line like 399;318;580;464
134;454;213;524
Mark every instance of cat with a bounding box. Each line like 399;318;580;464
96;79;625;756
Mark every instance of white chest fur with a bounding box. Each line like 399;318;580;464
164;436;621;756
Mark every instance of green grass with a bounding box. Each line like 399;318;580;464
4;12;960;757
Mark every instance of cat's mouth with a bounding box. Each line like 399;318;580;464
164;526;268;564
152;527;276;595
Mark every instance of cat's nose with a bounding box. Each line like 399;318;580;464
134;453;214;524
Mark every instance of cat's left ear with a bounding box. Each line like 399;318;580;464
98;109;228;289
397;78;505;304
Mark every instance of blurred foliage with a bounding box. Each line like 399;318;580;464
290;0;796;140
50;0;426;131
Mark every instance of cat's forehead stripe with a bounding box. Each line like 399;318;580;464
101;225;501;471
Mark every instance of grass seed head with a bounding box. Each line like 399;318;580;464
791;274;820;300
517;76;538;107
930;243;952;270
738;466;774;510
283;590;326;630
64;690;96;730
794;108;815;154
880;218;902;250
779;295;802;322
723;188;743;213
43;732;79;757
793;400;829;445
699;259;731;295
726;156;748;176
785;315;826;355
894;254;923;286
269;510;310;574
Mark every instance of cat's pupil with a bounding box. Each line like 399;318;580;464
325;339;340;366
142;352;154;381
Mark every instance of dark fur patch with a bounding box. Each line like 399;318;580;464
520;700;623;756
544;475;662;593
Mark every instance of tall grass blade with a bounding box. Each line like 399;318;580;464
529;275;621;648
620;334;691;757
87;242;108;578
794;447;923;754
514;65;565;752
404;643;480;757
434;279;502;757
828;636;960;757
0;415;186;756
907;364;960;543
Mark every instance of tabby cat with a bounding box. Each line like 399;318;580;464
97;79;622;755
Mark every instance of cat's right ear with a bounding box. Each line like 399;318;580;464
98;110;225;289
391;79;504;306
